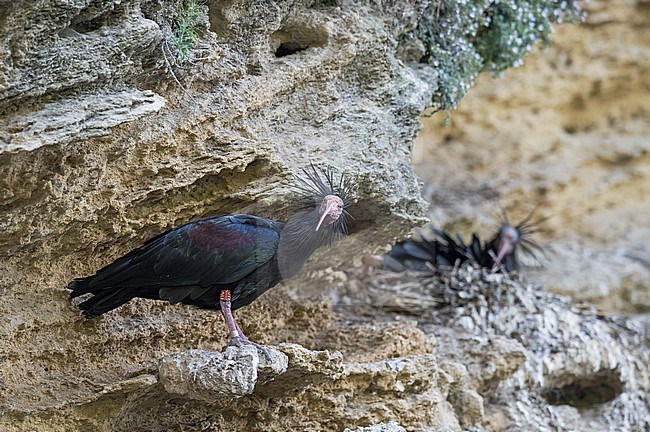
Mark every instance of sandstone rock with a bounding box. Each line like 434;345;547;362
106;343;460;432
1;0;436;428
440;361;485;426
347;265;650;431
528;243;650;313
158;346;288;403
0;89;166;152
413;0;650;312
344;422;407;432
2;0;643;430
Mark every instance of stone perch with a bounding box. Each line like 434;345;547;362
158;346;289;404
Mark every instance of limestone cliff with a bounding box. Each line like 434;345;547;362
414;0;650;312
1;1;433;428
3;0;645;431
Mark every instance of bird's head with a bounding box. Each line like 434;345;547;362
292;162;352;240
491;208;547;272
316;195;345;231
492;223;520;271
277;163;353;279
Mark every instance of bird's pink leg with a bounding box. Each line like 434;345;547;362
219;290;239;338
234;322;248;341
219;290;270;359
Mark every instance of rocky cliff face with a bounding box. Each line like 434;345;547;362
414;0;650;312
339;265;649;431
0;0;432;429
1;0;647;431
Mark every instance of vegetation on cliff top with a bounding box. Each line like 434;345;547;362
419;0;585;110
158;0;584;112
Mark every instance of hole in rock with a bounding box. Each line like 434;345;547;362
270;21;328;58
542;370;624;408
275;42;309;58
68;2;128;34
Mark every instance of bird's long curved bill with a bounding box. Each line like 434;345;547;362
316;202;337;231
491;238;512;272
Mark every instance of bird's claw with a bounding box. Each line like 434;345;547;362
228;336;272;361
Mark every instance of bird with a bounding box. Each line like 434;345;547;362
67;164;352;353
374;209;546;274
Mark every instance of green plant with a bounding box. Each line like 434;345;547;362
417;0;585;111
169;0;208;65
159;0;209;102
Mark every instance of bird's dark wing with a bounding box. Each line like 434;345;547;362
70;215;282;309
469;234;485;264
401;241;434;261
154;215;281;287
432;229;471;267
433;229;458;249
383;238;436;272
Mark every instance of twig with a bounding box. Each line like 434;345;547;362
161;38;198;105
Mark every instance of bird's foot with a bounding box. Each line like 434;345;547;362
227;333;272;361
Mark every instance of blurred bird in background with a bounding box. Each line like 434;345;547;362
372;209;546;274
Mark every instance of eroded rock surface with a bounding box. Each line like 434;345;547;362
413;0;650;312
1;0;434;428
0;89;166;151
111;344;462;432
2;0;646;431
344;422;407;432
158;346;289;403
340;265;650;431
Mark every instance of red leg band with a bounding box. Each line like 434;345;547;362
220;290;231;301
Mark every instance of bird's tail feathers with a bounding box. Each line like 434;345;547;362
67;279;93;298
76;286;136;317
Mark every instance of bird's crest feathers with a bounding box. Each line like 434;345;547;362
291;162;352;238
